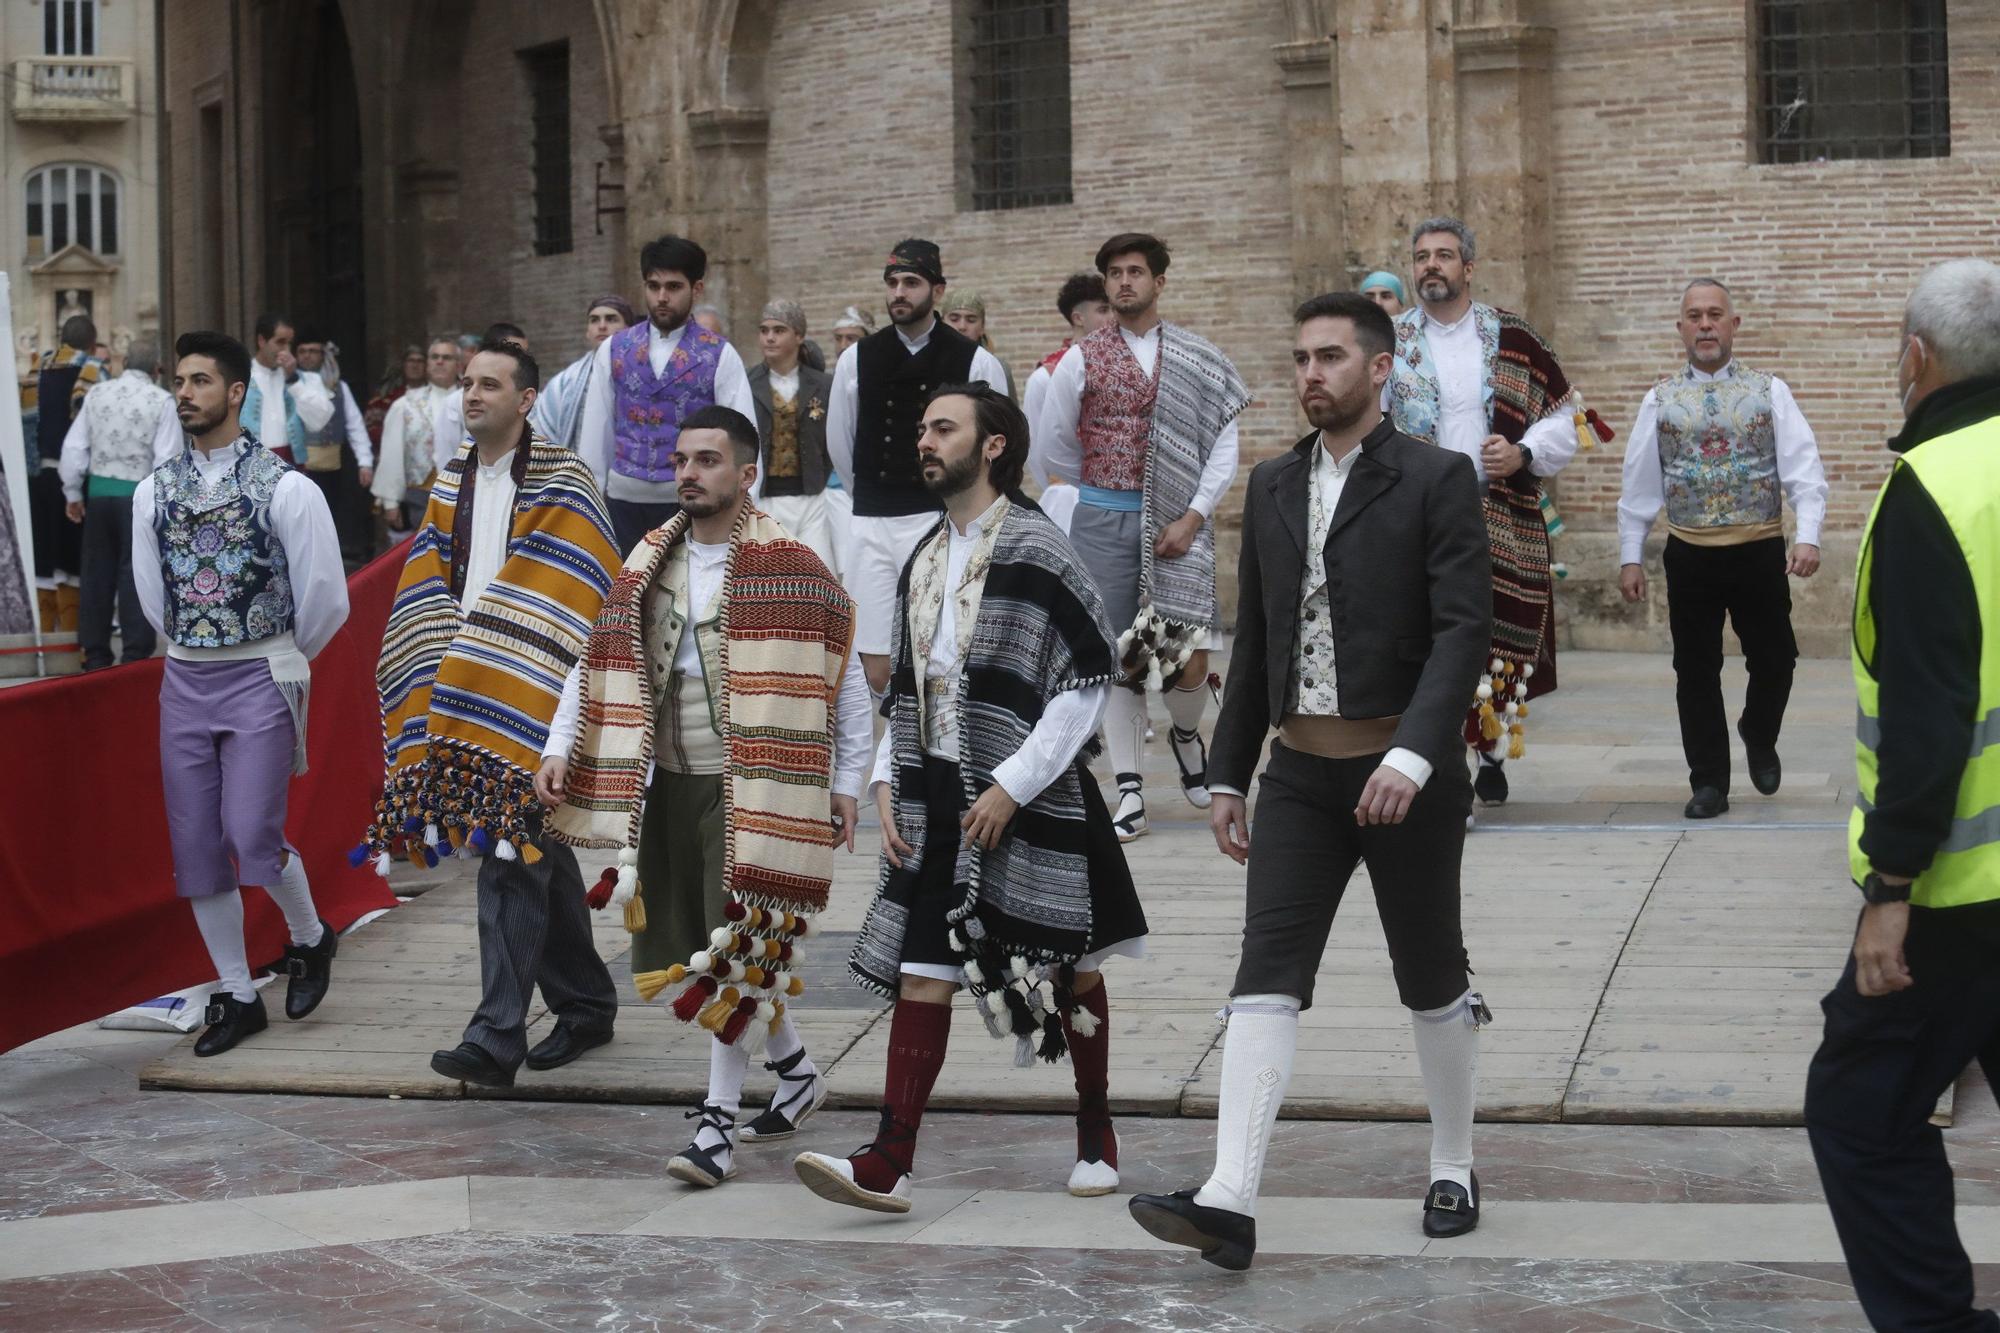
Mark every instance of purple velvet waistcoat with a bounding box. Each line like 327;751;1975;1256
608;321;726;483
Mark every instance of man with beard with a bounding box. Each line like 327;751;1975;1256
1386;217;1592;811
797;385;1146;1213
1033;234;1251;842
1130;293;1491;1268
541;405;870;1187
134;332;349;1055
825;239;1010;697
577;237;757;554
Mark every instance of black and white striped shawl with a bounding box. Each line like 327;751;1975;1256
1143;322;1252;631
849;496;1122;1004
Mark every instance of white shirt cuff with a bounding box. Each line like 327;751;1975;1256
1381;747;1433;790
991;755;1035;805
1207;784;1245;799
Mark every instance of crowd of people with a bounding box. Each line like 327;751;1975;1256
22;214;2000;1327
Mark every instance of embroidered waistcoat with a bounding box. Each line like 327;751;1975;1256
1286;450;1342;716
240;373;308;455
767;393;802;481
1076;328;1158;491
154;439;296;648
608;322;726;484
1655;364;1780;530
81;372;174;484
301;381;347;472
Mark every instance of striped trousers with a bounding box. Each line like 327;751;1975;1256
463;837;619;1069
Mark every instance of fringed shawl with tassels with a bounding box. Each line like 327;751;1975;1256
550;505;855;1050
354;432;618;871
849;496;1125;1065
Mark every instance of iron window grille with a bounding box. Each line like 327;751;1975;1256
523;42;574;256
967;0;1072;211
1756;0;1949;164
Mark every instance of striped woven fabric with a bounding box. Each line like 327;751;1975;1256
359;433;618;865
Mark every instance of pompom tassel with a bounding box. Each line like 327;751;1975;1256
1037;1013;1068;1064
467;827;492;856
696;991;739;1033
1013;1034;1036;1068
1069;1005;1101;1039
374;852;394;878
347;844;371;868
585;867;616;910
633;969;674;1002
623;896;648;933
1507;723;1526;761
494;838;517;862
520;841;543;865
670;974;717;1020
719;1005;753;1045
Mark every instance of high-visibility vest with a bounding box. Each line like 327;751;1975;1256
1850;411;2000;908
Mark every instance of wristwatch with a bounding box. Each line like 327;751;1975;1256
1516;444;1535;472
1859;871;1911;904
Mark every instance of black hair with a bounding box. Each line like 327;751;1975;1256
59;315;97;350
678;404;760;464
174;330;254;389
639;234;708;284
924;383;1029;494
482;321;526;344
472;338;540;391
252;312;291;342
1293;291;1396;361
293;327;324;347
1056;271;1108;321
1094;232;1170;278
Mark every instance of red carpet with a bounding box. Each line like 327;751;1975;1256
0;540;410;1053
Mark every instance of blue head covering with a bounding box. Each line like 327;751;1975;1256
1360;271;1408;304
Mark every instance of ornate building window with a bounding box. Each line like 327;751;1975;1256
1756;0;1950;163
24;163;120;261
522;41;574;256
42;0;97;55
963;0;1071;211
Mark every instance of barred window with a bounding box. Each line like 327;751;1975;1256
1756;0;1949;164
24;163;119;259
965;0;1071;211
522;42;573;256
42;0;97;56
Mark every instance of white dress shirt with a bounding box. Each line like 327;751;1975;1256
825;319;1013;492
332;381;376;471
1616;361;1827;566
132;443;349;662
374;384;448;507
572;322;758;502
1030;326;1240;516
1022;362;1054;459
867;497;1109;805
59;370;179;502
1387;307;1577;483
430;387;465;477
542;533;874;799
249;358;334;447
459;448;519;611
1207;432;1434;800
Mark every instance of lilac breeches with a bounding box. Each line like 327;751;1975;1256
159;657;295;898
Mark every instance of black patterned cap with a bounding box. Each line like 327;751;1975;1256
884;239;945;286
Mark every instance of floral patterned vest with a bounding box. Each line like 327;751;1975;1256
1076;326;1158;490
1655;364;1780;530
608;321;726;483
154;438;296;648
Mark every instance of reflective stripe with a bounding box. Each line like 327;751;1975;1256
1855;704;2000;756
1853;794;2000;856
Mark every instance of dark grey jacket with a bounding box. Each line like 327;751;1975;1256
1209;419;1492;791
747;361;834;495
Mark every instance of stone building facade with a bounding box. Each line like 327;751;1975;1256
155;0;2000;651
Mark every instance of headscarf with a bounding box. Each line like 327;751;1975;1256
760;299;808;336
831;305;875;335
586;294;638;327
1360;271;1408;304
941;290;987;318
884;238;945;285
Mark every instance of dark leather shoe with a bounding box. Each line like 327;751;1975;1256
1422;1172;1481;1238
1473;760;1509;806
1684;786;1729;819
282;919;338;1020
524;1020;613;1071
1739;721;1782;795
194;991;269;1057
1128;1189;1256;1271
430;1041;515;1088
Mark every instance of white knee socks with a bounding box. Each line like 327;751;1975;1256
263;850;324;948
702;1035;751;1153
1410;991;1482;1190
1194;993;1300;1218
191;890;255;1002
1164;679;1208;735
1104;688;1147;780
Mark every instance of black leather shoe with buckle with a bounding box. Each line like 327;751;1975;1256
282;919;338;1020
194;991;269;1057
1422;1172;1481;1238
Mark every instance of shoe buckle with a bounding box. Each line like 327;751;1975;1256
1429;1190;1460;1212
286;957;309;979
204;999;227;1025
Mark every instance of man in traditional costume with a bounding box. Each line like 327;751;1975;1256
1032;233;1251;841
795;384;1147;1214
540;405;870;1187
133;332;350;1056
531;295;637;451
575;237;757;555
293;333;377;563
826;239;1011;698
353;339;625;1090
243;313;334;468
1618;279;1826;820
429;323;530;483
1022;271;1113;458
747;300;841;574
1131;293;1492;1269
371;337;460;537
22;314;107;629
1385;217;1608;809
829;306;874;357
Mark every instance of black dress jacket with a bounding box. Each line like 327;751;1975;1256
1209;417;1492;791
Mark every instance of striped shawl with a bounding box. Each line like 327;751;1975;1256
551;505;855;1047
358;433;618;867
1140;323;1252;631
850;497;1122;1048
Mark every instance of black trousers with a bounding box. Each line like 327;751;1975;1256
464;835;619;1070
78;494;154;668
608;498;681;557
1805;905;2000;1333
29;465;82;580
307;447;371;563
1233;742;1472;1011
1663;534;1798;793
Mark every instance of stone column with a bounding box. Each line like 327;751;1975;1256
1273;36;1342;301
1331;0;1459;285
1452;16;1556;329
686;107;771;341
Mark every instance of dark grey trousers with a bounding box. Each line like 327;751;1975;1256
79;493;153;668
463;837;619;1069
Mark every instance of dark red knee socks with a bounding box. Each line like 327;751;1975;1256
852;996;952;1192
1063;978;1116;1168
